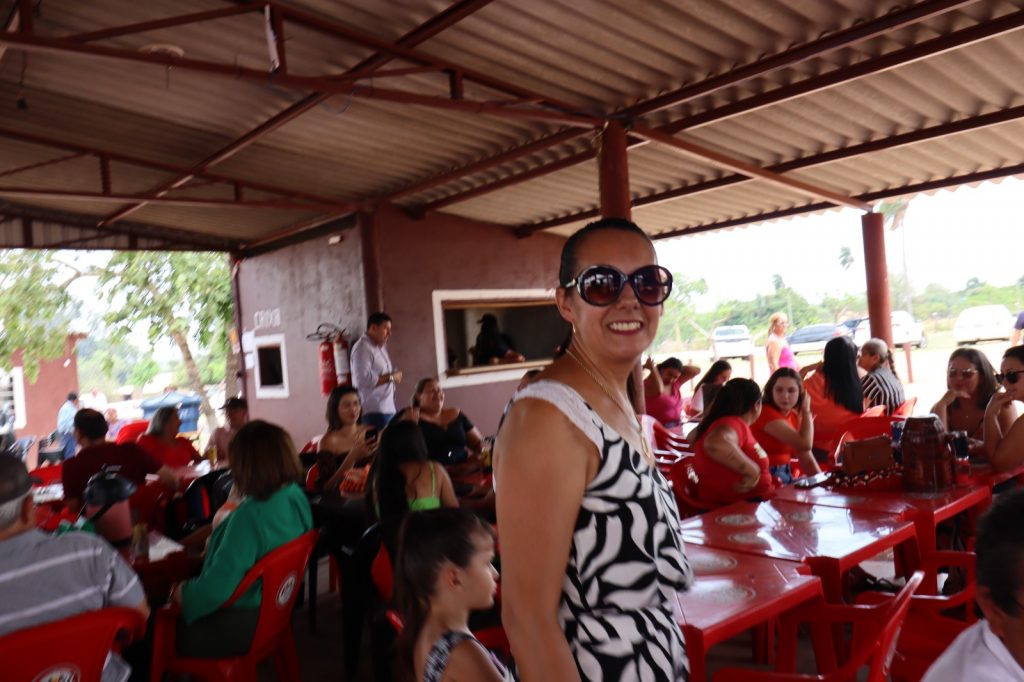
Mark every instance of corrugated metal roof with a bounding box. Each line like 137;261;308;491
0;0;1022;249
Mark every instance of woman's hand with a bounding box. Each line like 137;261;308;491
733;463;761;493
986;390;1015;417
938;388;970;407
643;356;655;372
801;391;813;415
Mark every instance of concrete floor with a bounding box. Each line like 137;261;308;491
271;549;906;681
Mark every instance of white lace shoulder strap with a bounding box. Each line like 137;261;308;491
507;379;605;453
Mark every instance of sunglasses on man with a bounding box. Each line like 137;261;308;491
562;264;673;307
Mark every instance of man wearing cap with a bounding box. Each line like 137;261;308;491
351;312;401;430
62;409;178;514
0;453;149;678
205;397;249;464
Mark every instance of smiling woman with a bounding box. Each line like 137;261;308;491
494;218;693;682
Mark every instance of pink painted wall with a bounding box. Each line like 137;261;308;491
235;207;566;443
373;205;566;435
236;229;367;446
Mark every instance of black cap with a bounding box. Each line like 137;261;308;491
222;397;248;411
0;453;40;504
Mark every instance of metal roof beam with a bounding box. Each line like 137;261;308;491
418;8;1024;213
84;0;497;228
631;123;872;211
653;162;1024;241
0;151;86;180
0;187;352;212
0;127;349;205
623;0;978;119
518;104;1024;235
394;0;982;210
66;5;261;43
0;202;239;250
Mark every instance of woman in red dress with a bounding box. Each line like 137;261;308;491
137;406;201;468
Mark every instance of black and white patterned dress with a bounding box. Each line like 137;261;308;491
501;380;693;681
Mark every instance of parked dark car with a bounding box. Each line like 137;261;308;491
787;323;852;354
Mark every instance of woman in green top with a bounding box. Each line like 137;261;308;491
370;419;458;554
173;419;312;657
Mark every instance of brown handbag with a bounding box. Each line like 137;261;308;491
840;435;895;476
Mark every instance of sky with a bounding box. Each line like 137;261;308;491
656;177;1023;312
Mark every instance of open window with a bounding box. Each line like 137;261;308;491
433;289;569;388
253;334;289;399
0;367;26;429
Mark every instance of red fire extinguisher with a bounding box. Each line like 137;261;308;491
308;324;350;396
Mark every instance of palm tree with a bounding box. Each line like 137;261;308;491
838;246;854;270
879;198;913;315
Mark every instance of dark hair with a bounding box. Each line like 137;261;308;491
657;357;684;374
146;406;179;437
1004;345;1024;366
367;312;392;329
821;337;864;414
947;347;998;410
73;408;108;441
691;378;762;441
411;377;438;408
371;420;431;553
763;368;804;412
325;385;361;431
67;392;78;402
976;489;1024;617
557;217;649;289
395;509;494;682
695;360;732;391
228;420;303;501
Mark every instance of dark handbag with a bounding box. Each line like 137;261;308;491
840;436;895;476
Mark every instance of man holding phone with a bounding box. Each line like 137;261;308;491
351;312;401;431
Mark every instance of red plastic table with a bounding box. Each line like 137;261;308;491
678;500;919;604
775;484;991;592
676;544;823;681
956;460;1024;488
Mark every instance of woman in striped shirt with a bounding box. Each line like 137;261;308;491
859;338;905;415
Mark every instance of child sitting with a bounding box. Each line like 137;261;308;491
395;508;510;682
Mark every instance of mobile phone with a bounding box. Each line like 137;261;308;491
794;471;830;489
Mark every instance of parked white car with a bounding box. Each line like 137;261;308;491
853;310;926;348
954;305;1015;345
711;325;754;360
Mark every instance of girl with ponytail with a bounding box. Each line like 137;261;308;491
395;508;509;682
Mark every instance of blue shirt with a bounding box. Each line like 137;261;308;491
57;400;77;434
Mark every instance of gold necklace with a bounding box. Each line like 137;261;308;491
566;344;655;467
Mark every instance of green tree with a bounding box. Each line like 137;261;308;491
128;357;161;389
96;252;233;433
0;251;80;380
838;246;854;271
654;273;708;349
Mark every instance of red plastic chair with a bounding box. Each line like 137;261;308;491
0;607;146;682
712;571;924;682
150;530;318;682
115;420;149;445
304;463;320;491
667;459;714;518
129;479;170;531
893;398;917;418
28;462;63;485
862;405;887;417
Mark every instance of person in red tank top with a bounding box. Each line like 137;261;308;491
691;378;772;506
751;368;821;485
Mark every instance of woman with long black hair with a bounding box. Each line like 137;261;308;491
690;378;771;506
802;336;864;453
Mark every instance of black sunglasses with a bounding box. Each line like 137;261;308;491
563;264;673;307
996;369;1024;385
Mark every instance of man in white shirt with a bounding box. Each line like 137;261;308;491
350;312;402;431
923;490;1024;681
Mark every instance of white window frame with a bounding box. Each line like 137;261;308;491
0;366;27;429
253;334;290;399
432;288;555;389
